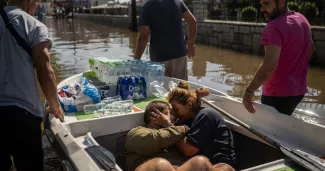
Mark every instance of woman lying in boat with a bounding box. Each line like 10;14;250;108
125;100;235;171
163;82;237;168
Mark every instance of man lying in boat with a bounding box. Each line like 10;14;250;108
125;101;235;170
125;100;189;170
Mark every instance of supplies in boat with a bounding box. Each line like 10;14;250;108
88;57;165;84
57;57;169;117
58;77;101;113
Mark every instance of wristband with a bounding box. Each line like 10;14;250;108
163;121;172;128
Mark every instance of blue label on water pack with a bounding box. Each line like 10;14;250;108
117;75;147;100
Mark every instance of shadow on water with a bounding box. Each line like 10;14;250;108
40;17;325;170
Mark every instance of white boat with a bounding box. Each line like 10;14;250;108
45;71;325;171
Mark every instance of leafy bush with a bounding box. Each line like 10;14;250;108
184;0;193;13
288;1;299;12
239;0;253;8
299;1;319;19
209;7;222;18
241;6;257;21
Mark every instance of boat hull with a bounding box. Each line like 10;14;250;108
45;71;325;171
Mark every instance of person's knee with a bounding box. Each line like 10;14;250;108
146;158;174;171
188;156;212;170
212;163;235;171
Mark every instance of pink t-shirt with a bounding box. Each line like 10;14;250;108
260;11;312;96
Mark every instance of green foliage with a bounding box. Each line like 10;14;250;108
241;6;257;21
184;0;193;12
238;0;256;8
209;7;222;18
1;0;9;8
288;1;299;12
299;1;319;19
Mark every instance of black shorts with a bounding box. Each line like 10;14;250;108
261;95;304;115
0;106;43;171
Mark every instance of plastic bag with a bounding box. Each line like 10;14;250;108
58;77;101;112
149;81;169;98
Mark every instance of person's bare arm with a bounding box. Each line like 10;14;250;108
33;41;64;121
176;137;199;156
246;45;281;92
134;26;150;60
183;11;197;59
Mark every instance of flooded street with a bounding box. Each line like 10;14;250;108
42;17;325;170
45;17;325;109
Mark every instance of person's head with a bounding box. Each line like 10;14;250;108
143;100;171;127
167;82;209;120
260;0;288;21
8;0;41;15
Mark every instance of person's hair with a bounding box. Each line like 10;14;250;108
143;100;170;125
167;81;209;113
275;0;288;7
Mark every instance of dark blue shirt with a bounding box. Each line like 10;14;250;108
186;108;237;166
139;0;188;62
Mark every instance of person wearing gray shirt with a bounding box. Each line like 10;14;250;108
0;0;64;170
134;0;197;81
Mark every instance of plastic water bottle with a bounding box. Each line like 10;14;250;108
104;103;128;114
105;108;126;115
117;76;129;100
112;100;133;112
83;103;105;114
124;62;131;75
102;95;122;104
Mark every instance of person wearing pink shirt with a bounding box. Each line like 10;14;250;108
243;0;316;115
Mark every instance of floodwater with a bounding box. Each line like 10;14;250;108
41;17;325;169
44;17;325;109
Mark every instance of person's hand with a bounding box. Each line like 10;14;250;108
46;106;65;122
243;90;256;114
187;44;195;59
150;108;171;127
196;88;209;99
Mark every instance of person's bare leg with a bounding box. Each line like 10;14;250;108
135;158;175;171
176;156;212;171
212;163;235;171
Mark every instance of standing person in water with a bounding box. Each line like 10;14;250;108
152;82;237;169
243;0;316;115
0;0;64;170
134;0;197;80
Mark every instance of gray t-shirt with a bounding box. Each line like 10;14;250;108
0;6;52;117
139;0;188;62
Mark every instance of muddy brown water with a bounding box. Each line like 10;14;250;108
40;17;325;170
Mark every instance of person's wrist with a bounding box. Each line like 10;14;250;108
163;121;172;128
245;86;255;94
49;100;61;109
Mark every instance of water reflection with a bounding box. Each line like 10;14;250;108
44;17;325;111
189;48;325;110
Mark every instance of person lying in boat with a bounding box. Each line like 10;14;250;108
125;100;189;171
125;100;235;171
155;82;237;168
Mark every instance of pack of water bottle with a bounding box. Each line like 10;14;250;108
83;95;134;117
117;75;147;100
88;57;165;84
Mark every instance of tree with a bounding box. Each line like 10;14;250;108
241;6;257;21
184;0;193;12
